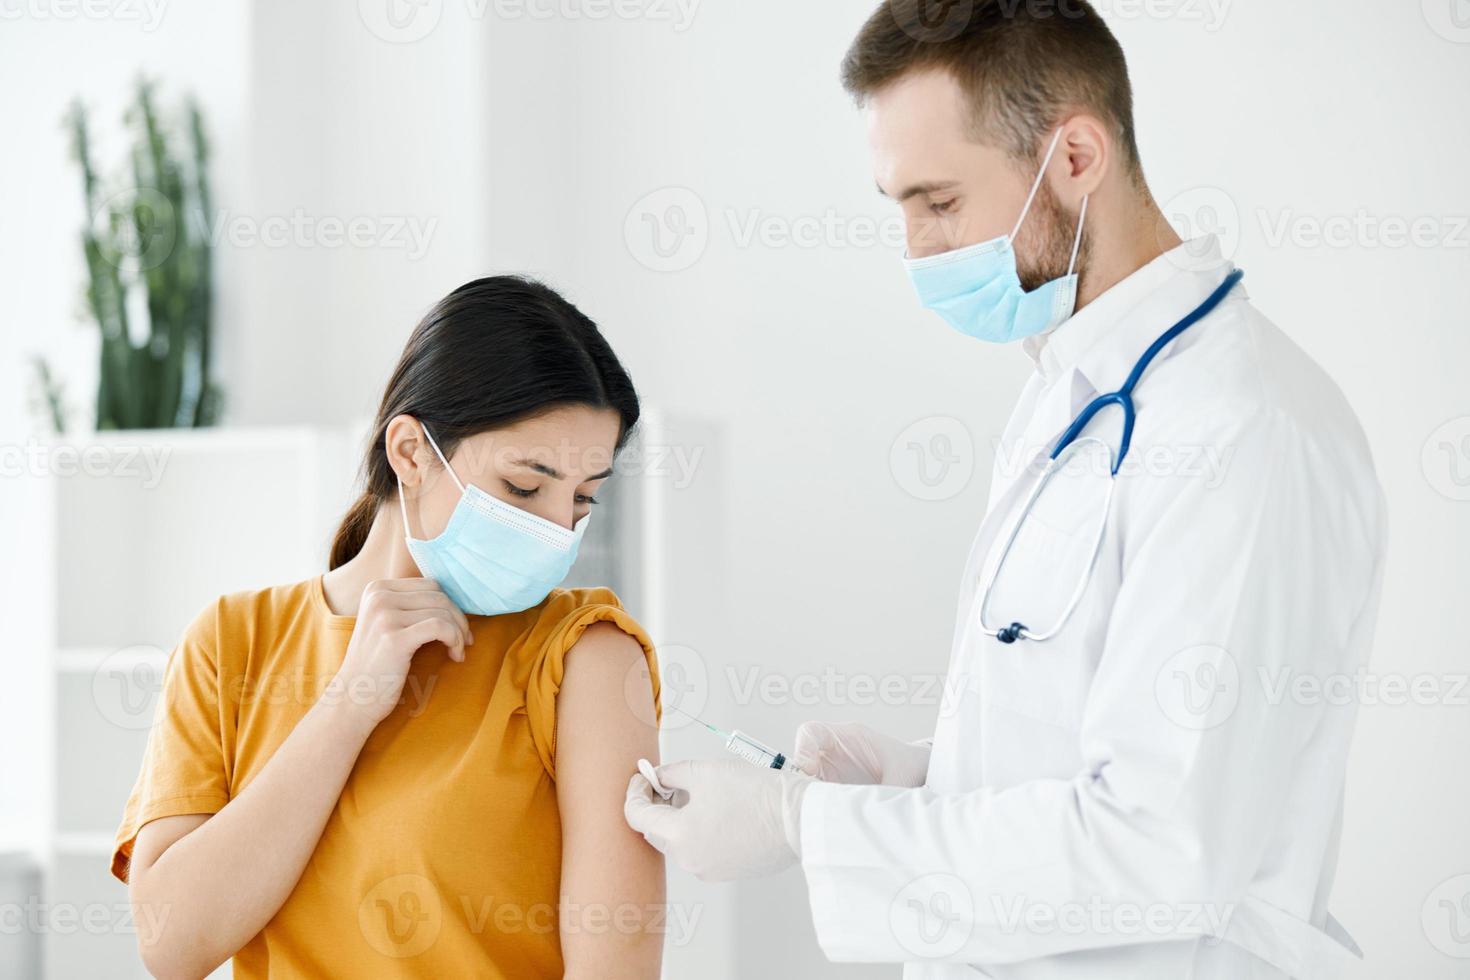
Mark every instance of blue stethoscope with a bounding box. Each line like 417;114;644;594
978;268;1245;645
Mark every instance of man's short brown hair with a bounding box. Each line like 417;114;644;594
842;0;1142;180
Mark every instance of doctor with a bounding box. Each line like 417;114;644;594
625;1;1385;977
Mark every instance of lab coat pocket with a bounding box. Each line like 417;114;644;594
979;463;1112;729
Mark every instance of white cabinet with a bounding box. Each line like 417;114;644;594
3;426;358;979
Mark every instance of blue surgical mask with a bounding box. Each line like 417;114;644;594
903;129;1088;343
398;426;587;616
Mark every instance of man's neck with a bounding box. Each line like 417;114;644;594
1074;196;1182;311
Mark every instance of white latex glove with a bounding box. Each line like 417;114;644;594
790;721;931;787
624;759;811;881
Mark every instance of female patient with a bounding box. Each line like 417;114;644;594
110;277;664;979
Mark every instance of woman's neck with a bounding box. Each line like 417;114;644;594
320;503;423;616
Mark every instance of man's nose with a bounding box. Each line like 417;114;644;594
905;217;951;260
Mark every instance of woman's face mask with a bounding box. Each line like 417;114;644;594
396;412;618;616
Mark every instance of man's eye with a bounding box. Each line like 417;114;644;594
930;199;957;215
503;481;538;498
576;494;600;506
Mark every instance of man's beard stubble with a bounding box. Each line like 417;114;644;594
1015;180;1089;294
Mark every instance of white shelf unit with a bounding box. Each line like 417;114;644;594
3;425;361;980
0;415;694;979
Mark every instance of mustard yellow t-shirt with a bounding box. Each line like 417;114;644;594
111;577;660;979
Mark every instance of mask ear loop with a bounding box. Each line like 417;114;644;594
397;423;464;541
418;424;465;493
1010;128;1066;241
1066;194;1089;278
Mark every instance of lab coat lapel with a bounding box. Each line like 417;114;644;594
977;366;1096;587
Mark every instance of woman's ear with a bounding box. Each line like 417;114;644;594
384;414;428;487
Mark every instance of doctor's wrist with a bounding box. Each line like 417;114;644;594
779;772;812;859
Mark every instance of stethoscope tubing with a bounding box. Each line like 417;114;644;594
978;267;1246;644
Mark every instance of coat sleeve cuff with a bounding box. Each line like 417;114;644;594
799;780;850;960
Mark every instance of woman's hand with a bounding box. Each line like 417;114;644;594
330;578;473;731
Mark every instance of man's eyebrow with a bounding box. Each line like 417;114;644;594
510;458;614;482
877;179;960;203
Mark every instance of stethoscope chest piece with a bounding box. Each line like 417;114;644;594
996;622;1027;644
978;435;1117;646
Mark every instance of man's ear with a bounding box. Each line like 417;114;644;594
1055;115;1109;202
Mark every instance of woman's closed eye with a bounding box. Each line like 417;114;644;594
504;479;600;506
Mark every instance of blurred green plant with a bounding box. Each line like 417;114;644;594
28;355;68;435
52;78;220;431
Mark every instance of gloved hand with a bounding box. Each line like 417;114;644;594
624;759;811;881
791;721;931;787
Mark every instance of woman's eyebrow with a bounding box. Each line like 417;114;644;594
510;458;614;481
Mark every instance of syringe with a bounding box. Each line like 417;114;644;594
667;705;808;776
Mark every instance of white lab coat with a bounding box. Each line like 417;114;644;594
799;236;1385;979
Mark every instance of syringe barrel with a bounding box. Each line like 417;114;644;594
725;730;782;769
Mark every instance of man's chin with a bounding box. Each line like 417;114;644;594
1017;269;1067;292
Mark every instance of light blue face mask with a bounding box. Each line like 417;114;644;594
903;129;1088;343
398;426;588;616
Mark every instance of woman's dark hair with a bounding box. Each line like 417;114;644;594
328;275;640;569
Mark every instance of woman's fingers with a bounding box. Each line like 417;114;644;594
388;590;473;646
400;615;466;662
367;577;448;593
372;579;473;647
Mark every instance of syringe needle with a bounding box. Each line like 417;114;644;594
666;703;726;736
